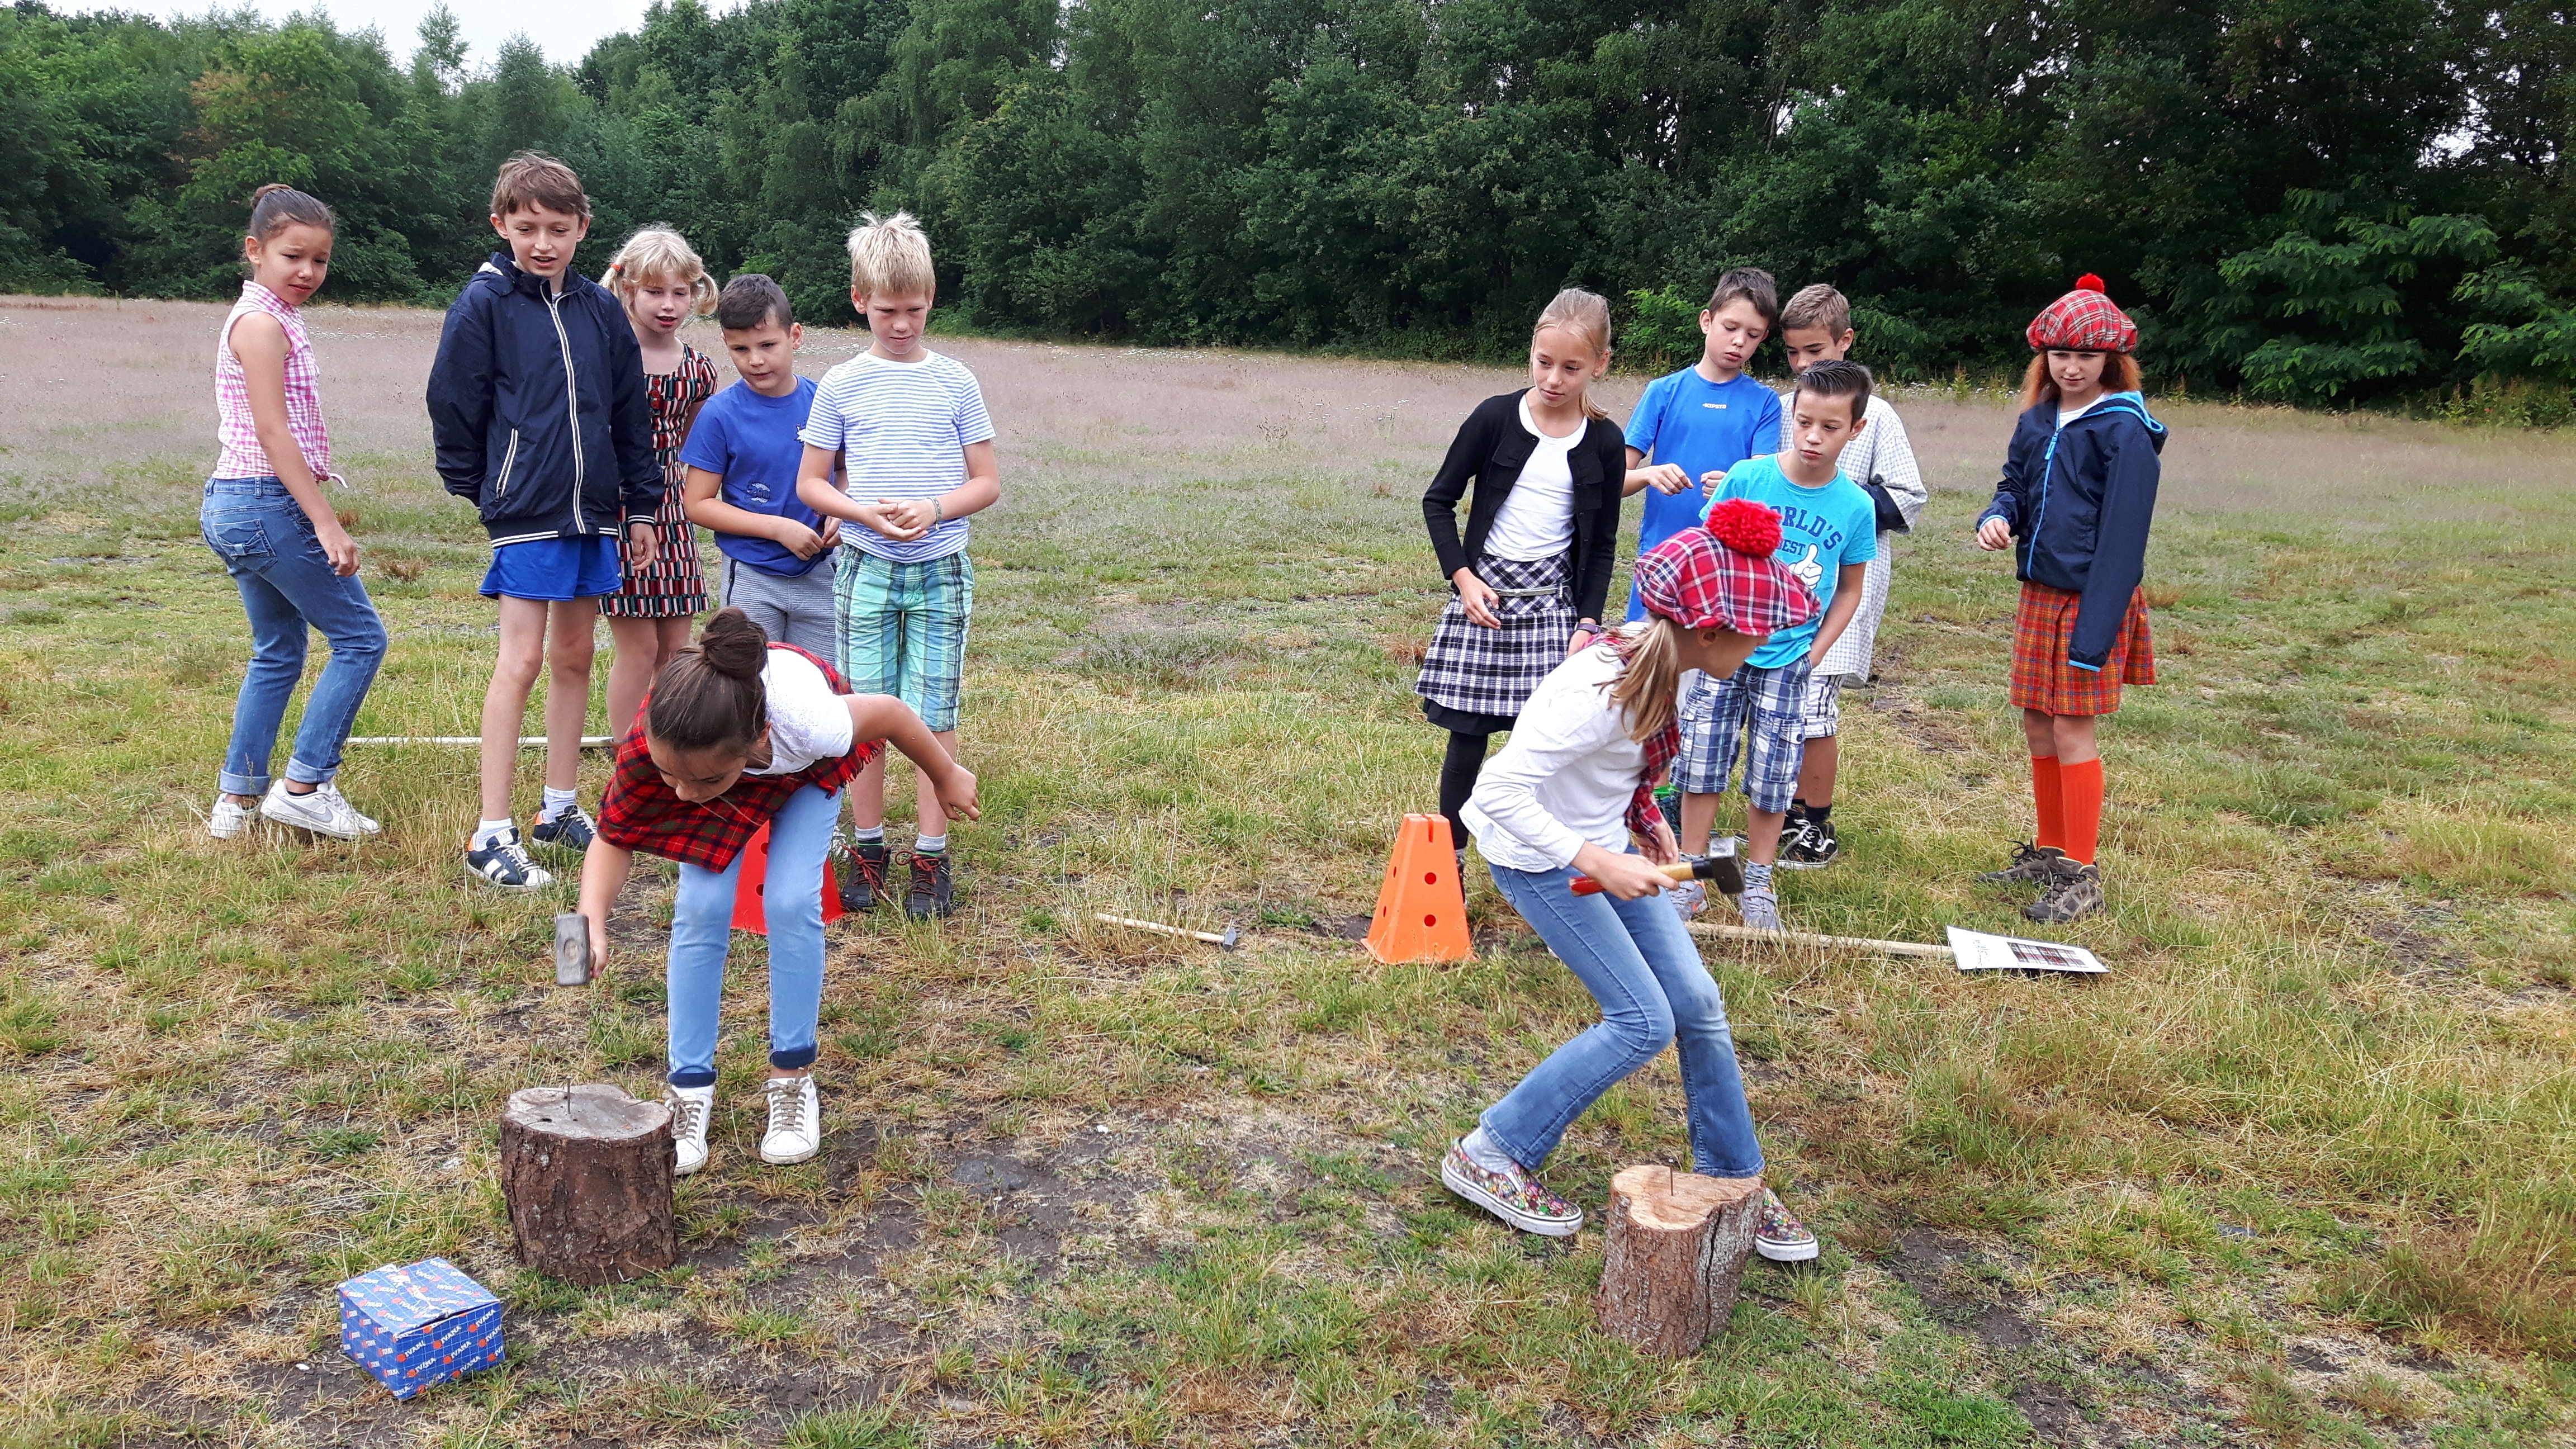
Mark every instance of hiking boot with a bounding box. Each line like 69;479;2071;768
1439;1139;1584;1237
1780;815;1839;869
261;780;380;840
760;1073;821;1165
839;840;891;913
903;850;956;919
1977;841;2063;885
666;1085;715;1177
531;803;596;854
1754;1187;1820;1262
1738;884;1784;933
2025;859;2105;924
463;828;553;892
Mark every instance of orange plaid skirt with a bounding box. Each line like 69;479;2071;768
2009;581;2154;716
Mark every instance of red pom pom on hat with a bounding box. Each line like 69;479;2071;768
2075;273;2106;293
1704;497;1784;557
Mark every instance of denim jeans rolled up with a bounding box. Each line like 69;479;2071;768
200;476;387;796
1481;858;1765;1178
665;782;838;1087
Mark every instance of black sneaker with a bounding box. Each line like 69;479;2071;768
463;828;554;892
1780;815;1840;869
840;840;891;913
531;803;596;854
903;850;956;919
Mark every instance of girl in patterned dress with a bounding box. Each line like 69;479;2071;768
201;184;388;843
600;227;719;740
1973;275;2165;925
1417;288;1628;852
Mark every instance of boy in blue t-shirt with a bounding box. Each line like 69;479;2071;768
1621;267;1786;621
680;274;839;660
1677;359;1882;932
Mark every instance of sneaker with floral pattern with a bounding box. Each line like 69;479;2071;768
1439;1139;1584;1237
1754;1187;1819;1262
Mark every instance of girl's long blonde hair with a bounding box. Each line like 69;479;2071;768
1535;287;1615;422
604;226;718;316
1602;619;1682;743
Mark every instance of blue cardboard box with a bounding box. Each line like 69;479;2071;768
338;1258;504;1399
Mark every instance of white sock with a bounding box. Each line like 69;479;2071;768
1461;1126;1519;1176
914;832;946;855
539;787;578;823
474;818;514;849
850;825;886;844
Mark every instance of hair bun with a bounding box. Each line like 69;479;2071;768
2074;272;2106;293
695;607;770;679
1705;498;1784;557
249;182;294;202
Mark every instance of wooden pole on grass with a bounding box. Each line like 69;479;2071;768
1594;1166;1764;1356
1688;922;1955;959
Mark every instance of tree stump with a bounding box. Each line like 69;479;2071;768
500;1085;677;1285
1594;1165;1763;1356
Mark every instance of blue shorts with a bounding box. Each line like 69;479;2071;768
481;535;622;602
1674;658;1812;814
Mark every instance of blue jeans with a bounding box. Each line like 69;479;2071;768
666;784;837;1087
1482;860;1765;1178
200;477;388;795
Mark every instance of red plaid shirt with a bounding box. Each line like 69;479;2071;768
596;645;879;872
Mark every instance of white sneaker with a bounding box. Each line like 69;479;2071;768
209;796;255;840
760;1074;820;1165
666;1085;715;1176
260;781;379;840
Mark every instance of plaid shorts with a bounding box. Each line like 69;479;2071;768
835;548;972;732
1800;675;1842;741
1675;657;1811;813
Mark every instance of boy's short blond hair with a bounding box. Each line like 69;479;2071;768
1781;283;1852;338
490;151;589;219
846;211;935;298
604;226;718;315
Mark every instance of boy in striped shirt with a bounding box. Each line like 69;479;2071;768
795;212;1000;918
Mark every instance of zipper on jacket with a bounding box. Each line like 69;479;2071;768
493;428;522;498
543;289;586;535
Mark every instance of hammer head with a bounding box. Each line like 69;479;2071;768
1219;925;1241;950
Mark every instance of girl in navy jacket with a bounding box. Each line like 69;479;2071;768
1973;276;2165;925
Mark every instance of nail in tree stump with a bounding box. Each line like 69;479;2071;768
1594;1165;1763;1356
500;1085;676;1285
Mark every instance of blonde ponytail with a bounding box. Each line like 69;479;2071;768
1534;287;1616;421
1603;619;1682;743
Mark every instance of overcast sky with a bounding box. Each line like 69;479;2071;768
122;0;654;65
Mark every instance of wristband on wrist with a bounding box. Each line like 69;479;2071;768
930;495;944;524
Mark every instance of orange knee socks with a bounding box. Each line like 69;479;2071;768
2059;759;2103;865
2029;756;2064;851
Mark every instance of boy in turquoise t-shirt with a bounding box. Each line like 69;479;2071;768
1676;359;1881;931
1621;267;1784;621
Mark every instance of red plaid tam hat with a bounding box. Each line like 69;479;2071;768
2026;273;2139;354
1632;501;1819;636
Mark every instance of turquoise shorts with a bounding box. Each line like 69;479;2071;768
834;549;972;732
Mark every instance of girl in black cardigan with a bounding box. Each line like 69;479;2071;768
1418;288;1629;846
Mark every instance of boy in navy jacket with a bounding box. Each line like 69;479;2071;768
427;151;660;891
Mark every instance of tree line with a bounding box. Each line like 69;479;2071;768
4;0;2571;412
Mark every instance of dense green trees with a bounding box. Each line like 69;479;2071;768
4;0;2570;408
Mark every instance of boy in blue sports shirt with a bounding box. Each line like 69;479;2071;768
1621;268;1784;621
1676;359;1880;932
428;151;660;892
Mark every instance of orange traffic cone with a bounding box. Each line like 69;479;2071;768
1366;813;1474;964
730;823;845;936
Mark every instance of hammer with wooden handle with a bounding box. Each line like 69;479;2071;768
1570;854;1743;898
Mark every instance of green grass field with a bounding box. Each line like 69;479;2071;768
3;295;2573;1447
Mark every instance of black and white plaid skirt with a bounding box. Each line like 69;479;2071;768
1415;553;1578;726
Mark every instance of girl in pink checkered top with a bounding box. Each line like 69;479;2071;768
202;184;388;843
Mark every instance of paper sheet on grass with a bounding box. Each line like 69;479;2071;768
1945;927;2107;974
